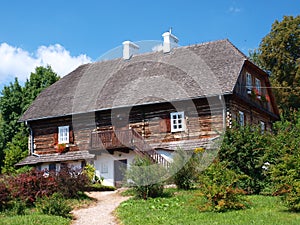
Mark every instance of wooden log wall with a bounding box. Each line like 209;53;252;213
30;97;225;154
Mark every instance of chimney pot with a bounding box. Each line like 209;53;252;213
162;31;179;53
122;41;139;60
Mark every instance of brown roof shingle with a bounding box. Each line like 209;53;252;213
15;151;95;166
20;39;247;122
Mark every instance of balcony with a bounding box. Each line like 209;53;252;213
90;129;170;167
90;129;135;150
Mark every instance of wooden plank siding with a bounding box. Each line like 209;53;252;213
29;98;225;155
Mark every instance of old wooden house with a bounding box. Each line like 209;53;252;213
16;32;279;186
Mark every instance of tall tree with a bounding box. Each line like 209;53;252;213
0;66;59;173
258;15;300;116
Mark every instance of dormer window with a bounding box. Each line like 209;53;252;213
255;78;261;95
246;73;252;91
58;126;69;144
170;112;185;132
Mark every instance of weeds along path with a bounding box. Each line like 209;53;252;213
71;190;130;225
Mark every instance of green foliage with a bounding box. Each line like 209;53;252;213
258;15;300;114
266;112;300;211
218;124;270;194
2;131;28;174
35;193;72;218
0;66;59;173
83;163;96;183
198;162;249;212
85;183;116;192
170;148;198;190
125;156;166;199
6;198;27;216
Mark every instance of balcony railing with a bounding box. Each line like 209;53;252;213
90;129;170;167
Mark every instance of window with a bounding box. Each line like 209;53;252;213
260;121;265;133
49;163;56;171
246;73;252;90
101;163;108;173
58;126;69;144
170;112;185;132
238;111;244;126
255;78;261;95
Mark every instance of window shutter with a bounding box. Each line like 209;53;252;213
69;129;74;143
160;118;171;133
53;132;58;145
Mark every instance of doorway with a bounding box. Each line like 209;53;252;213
114;159;127;187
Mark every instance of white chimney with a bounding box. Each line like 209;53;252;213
162;31;179;53
122;41;139;60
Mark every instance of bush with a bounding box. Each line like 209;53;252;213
125;156;166;199
198;162;249;212
7;198;27;216
0;180;11;211
8;169;57;205
218;124;270;194
170;148;198;190
55;167;89;198
268;114;300;211
85;183;116;192
83;164;96;183
35;192;72;218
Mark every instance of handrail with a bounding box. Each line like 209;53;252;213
90;129;170;167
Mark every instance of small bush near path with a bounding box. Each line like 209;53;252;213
116;189;300;225
35;193;72;219
125;156;166;199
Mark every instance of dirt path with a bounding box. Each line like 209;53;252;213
71;190;130;225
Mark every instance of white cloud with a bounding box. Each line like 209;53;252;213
0;43;92;85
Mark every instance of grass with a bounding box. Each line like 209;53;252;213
116;189;300;225
0;213;71;225
0;192;95;225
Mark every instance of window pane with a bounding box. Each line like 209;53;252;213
173;115;177;119
174;125;177;129
178;125;182;129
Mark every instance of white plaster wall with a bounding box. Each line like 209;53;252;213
94;151;136;186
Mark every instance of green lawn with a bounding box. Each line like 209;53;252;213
116;189;300;225
0;213;70;225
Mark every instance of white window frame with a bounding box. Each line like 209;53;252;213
260;121;265;133
246;73;252;90
238;111;245;126
170;112;185;132
255;78;261;95
58;126;69;144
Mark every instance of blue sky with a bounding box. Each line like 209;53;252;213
0;0;299;88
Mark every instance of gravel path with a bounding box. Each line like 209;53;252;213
71;190;130;225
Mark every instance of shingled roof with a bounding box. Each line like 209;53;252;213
20;39;248;122
15;151;95;166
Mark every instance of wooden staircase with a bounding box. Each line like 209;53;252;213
90;129;170;168
131;129;170;168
